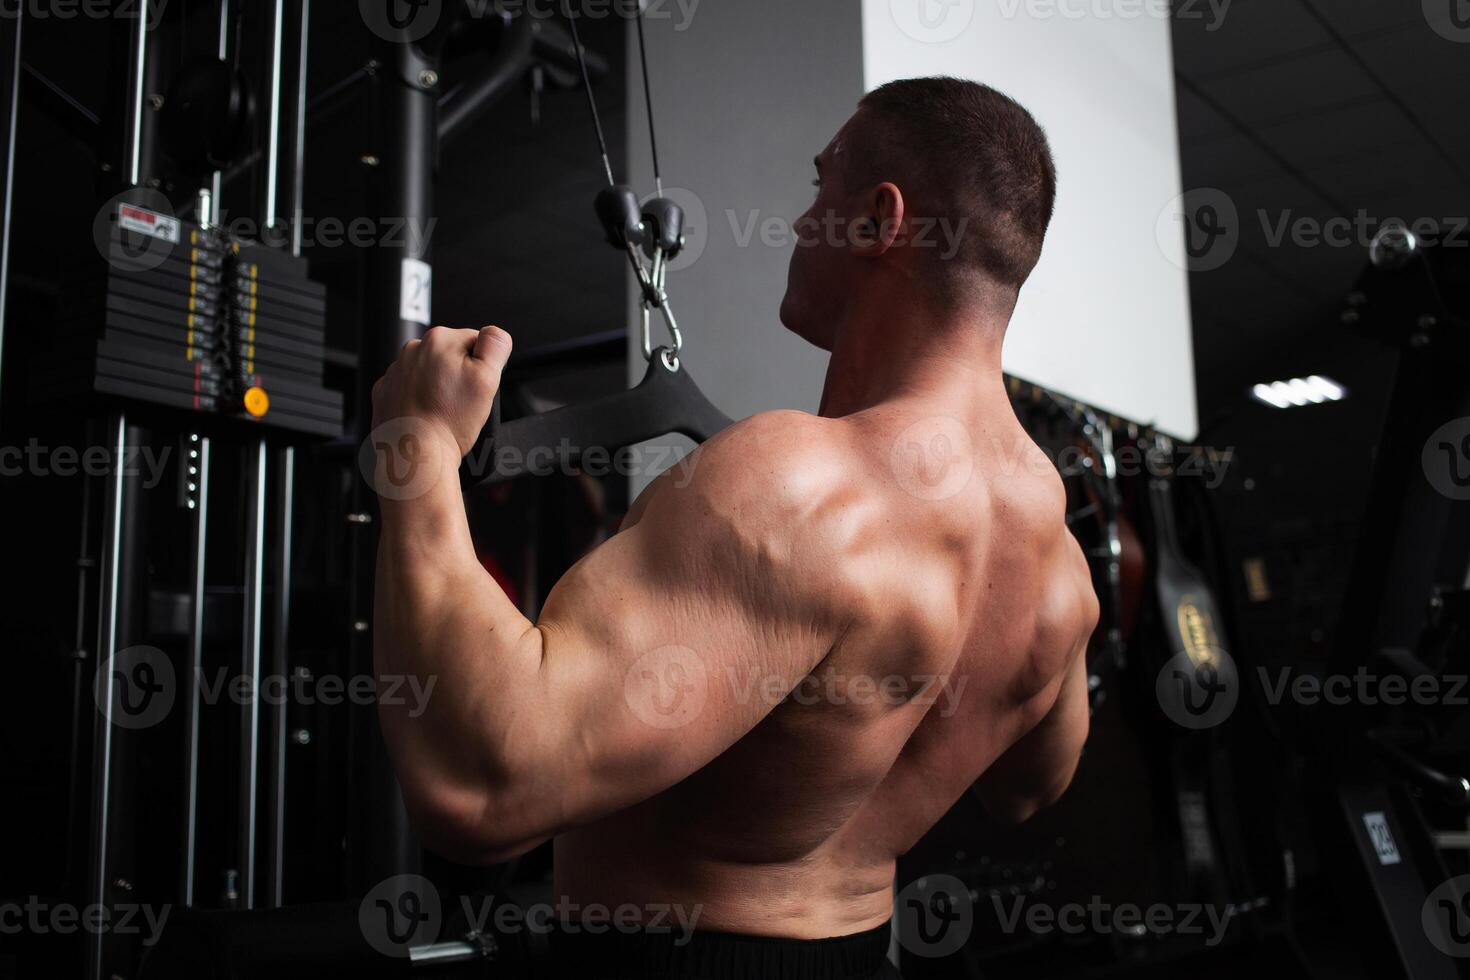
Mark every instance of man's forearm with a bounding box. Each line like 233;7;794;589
372;430;542;840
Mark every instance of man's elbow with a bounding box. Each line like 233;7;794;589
980;795;1043;827
401;776;549;865
381;628;557;863
977;783;1066;827
975;752;1085;827
376;728;542;862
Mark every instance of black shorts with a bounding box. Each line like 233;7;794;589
549;919;901;980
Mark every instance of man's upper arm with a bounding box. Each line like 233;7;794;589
475;418;855;848
971;539;1098;824
968;652;1089;826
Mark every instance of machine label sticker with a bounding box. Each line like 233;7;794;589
1362;811;1401;866
117;204;180;244
400;258;432;326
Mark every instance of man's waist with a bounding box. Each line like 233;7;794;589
554;829;900;939
550;917;897;980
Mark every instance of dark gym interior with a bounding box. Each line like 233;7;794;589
0;1;1468;978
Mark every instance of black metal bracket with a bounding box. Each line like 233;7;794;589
461;347;732;488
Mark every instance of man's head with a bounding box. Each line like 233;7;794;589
780;77;1057;350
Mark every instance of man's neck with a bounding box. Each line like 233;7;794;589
817;302;1011;420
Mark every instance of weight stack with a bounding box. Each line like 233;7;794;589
31;200;344;439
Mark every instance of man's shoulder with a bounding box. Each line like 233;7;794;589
651;410;880;601
679;409;858;511
702;409;842;463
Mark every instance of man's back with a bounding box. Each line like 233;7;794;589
555;399;1099;938
372;75;1084;977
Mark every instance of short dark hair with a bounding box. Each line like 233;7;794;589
846;77;1057;297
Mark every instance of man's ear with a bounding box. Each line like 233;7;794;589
850;182;905;257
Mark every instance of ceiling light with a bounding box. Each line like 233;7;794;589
1251;375;1347;409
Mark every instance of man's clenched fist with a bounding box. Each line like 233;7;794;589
370;325;513;459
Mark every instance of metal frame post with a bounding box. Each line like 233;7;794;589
354;16;460;890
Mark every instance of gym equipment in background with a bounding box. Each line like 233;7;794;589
1309;226;1470;980
34;199;341;437
459;2;730;490
8;5;324;979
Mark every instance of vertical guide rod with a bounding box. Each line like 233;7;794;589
217;0;231;60
264;447;294;907
290;0;309;256
209;0;230;222
182;0;231;908
88;6;153;975
86;414;127;980
239;441;268;909
240;0;290;909
264;0;286;228
0;9;21;426
265;0;309;906
180;436;211;906
65;428;97;895
124;0;148;185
